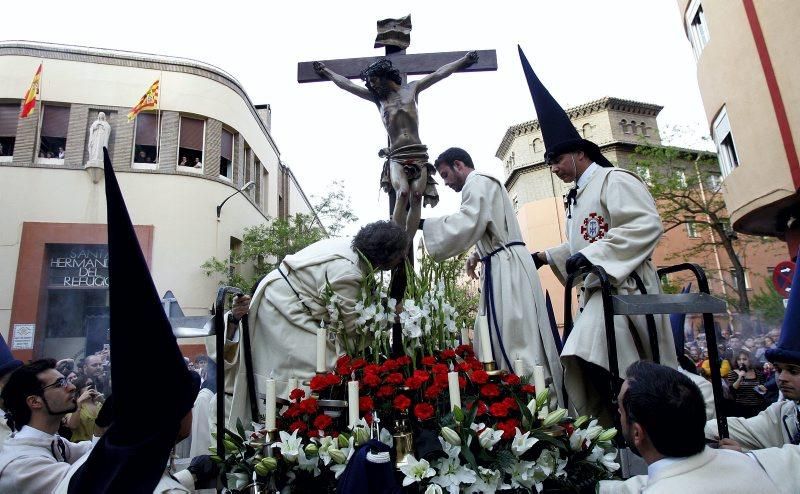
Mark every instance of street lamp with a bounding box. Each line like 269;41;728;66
216;181;255;219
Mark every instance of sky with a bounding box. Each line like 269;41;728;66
3;0;710;233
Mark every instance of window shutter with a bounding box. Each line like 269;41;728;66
180;117;205;151
41;105;70;138
221;129;233;160
135;113;158;146
0;105;18;136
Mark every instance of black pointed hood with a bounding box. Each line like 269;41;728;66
66;148;199;493
517;45;613;167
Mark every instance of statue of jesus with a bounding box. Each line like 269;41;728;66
313;51;478;234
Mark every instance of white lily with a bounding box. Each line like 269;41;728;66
295;447;321;477
511;427;539;457
329;436;355;479
431;455;477;494
464;466;503;494
437;436;461;459
379;427;394;447
399;455;436;486
477;427;503;451
275;429;302;463
504;458;537;489
588;445;621;472
316;435;336;466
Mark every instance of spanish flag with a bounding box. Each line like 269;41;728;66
127;80;159;121
19;63;42;118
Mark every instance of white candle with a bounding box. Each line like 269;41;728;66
513;358;525;377
533;365;548;415
477;316;492;363
265;378;276;430
287;377;299;396
460;325;470;345
347;380;360;427
447;371;461;411
316;326;327;373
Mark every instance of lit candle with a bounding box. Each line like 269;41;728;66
477;315;492;363
347;380;360;427
287;376;299;396
533;365;548;415
265;377;276;430
316;326;327;373
447;371;461;411
513;358;525;377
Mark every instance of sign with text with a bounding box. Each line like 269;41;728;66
11;324;35;349
773;261;796;297
48;244;109;288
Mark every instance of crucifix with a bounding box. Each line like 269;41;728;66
299;15;497;355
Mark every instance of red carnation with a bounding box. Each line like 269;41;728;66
434;373;449;387
497;418;520;440
363;364;381;375
351;358;367;370
282;404;301;419
396;355;412;366
381;359;400;372
471;370;489;384
441;349;457;359
289;420;307;434
336;363;351;376
377;385;394;398
325;373;341;386
362;372;381;387
502;373;521;386
564;423;575;437
310;374;329;391
424;384;443;400
413;403;435;421
421;355;437;366
520;384;536;394
359;396;374;412
457;362;471;373
298;397;319;415
469;360;484;371
313;414;333;431
480;383;501;398
432;363;449;375
336;355;352;367
468;400;488;416
459;376;467;389
502;397;519;410
393;394;412;411
490;402;510;418
289;388;306;402
455;344;473;357
385;372;404;385
413;370;430;382
405;376;425;390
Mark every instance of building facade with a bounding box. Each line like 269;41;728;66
676;0;800;258
496;97;784;331
0;41;316;361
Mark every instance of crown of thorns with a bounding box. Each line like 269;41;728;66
360;59;401;84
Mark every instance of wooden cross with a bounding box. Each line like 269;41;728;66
298;16;497;356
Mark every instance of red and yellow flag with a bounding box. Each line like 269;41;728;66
19;63;42;118
127;79;159;121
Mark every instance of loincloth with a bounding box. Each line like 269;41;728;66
379;144;439;208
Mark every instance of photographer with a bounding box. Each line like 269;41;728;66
64;375;103;441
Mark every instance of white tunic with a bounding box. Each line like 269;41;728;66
215;238;364;428
704;399;797;449
423;171;563;404
598;447;776;493
749;443;800;494
545;166;677;417
189;387;215;458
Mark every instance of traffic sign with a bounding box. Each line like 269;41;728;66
773;261;796;297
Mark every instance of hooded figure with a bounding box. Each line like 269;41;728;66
62;148;200;493
520;46;677;424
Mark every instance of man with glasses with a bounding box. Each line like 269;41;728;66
0;358;93;492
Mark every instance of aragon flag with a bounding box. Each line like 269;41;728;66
19;63;42;118
126;79;159;121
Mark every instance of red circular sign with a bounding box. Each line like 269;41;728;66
773;261;796;297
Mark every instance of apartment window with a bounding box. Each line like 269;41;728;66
220;129;234;180
133;113;159;165
712;106;739;178
620;119;629;134
38;105;69;163
630;120;638;135
261;167;269;210
686;0;710;60
686;218;700;238
178;116;205;170
582;123;593;139
254;158;261;202
244;145;252;184
0;104;18;161
531;138;542;153
730;269;751;290
706;172;722;192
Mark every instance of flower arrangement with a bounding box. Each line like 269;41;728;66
216;256;621;492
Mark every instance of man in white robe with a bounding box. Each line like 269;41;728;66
599;361;774;494
421;147;563;404
0;359;93;492
214;221;409;428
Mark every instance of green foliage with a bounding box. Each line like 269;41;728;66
750;279;786;326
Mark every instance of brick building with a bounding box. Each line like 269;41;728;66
0;41;317;360
496;97;784;331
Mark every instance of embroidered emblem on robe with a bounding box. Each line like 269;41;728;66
581;213;608;242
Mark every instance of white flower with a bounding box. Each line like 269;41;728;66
464;466;503;494
315;435;336;466
431;455;477;494
379;427;394;448
588;445;620;472
399;455;436;486
511;427;539;457
329;436;354;479
295;447;321;477
424;485;443;494
504;459;538;489
584;419;604;441
440;427;461;447
437;436;461;459
477;427;503;451
275;429;302;462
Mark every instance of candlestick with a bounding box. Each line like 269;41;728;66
477;315;492;363
287;376;299;396
513;358;525;377
316;326;327;373
347;380;360;427
265;377;276;430
447;371;461;411
460;325;470;345
533;365;548;415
